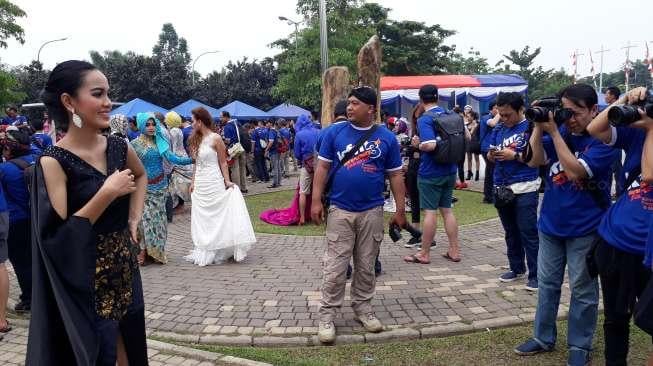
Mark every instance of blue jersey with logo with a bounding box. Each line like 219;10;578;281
598;127;649;255
318;122;402;212
0;154;37;223
490;120;538;185
32;132;53;149
252;127;269;153
417;106;457;179
479;113;495;153
538;129;614;237
267;128;279;154
644;184;653;268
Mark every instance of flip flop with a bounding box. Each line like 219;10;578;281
0;322;12;333
442;252;461;263
403;254;430;264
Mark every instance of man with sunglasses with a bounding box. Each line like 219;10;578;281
311;86;406;343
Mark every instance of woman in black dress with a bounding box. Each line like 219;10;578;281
27;60;148;365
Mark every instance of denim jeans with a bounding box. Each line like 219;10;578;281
496;191;539;281
533;231;599;355
270;152;282;186
254;152;268;182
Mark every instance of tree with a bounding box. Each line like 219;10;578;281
0;63;24;109
90;50;160;104
150;23;193;107
446;47;491;75
0;0;25;49
579;59;652;92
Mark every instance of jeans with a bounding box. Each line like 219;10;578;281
482;155;494;202
533;232;599;355
7;219;31;304
254;152;268;182
496;191;539;281
270;152;282;186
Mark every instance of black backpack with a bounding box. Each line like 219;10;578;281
423;110;466;164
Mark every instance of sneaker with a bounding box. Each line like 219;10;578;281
14;300;30;313
356;313;384;333
499;271;525;283
514;339;549;356
525;279;538;292
567;349;591;366
318;321;336;343
404;236;420;248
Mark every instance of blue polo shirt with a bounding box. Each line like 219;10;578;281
538;129;614;237
0;154;37;223
417;106;457;179
223;120;239;147
128;129;141;141
267;128;279;154
318;121;402;212
1;115;27;126
598;127;649;255
490;120;539;186
479;113;495;153
252;127;269;153
279;127;291;142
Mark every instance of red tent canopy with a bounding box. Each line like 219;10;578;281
380;75;481;91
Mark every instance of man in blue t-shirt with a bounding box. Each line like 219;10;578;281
1;107;27;126
0;185;9;337
221;111;247;193
402;84;461;265
488;92;540;291
480;102;499;203
514;84;613;364
311;86;406;344
29;119;53;150
127;117;141;141
586;86;652;365
264;119;282;188
251;120;269;183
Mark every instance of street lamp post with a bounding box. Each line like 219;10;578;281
37;37;68;64
191;51;220;85
278;16;300;55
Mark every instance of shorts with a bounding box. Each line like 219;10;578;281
0;212;8;263
299;167;313;194
418;174;456;210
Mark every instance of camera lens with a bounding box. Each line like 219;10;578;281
554;108;574;125
525;106;549;122
608;105;641;126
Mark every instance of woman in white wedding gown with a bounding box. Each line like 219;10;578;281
184;107;256;266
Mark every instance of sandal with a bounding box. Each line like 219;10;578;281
442;252;461;263
0;321;12;333
403;254;430;264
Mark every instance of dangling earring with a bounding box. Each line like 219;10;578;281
72;109;83;128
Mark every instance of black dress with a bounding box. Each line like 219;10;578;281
26;135;147;365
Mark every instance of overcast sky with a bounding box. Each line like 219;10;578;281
2;0;651;78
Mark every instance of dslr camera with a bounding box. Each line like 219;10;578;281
608;89;653;127
525;97;574;125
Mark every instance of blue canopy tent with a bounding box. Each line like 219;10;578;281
267;103;312;119
170;99;222;119
110;98;167;117
217;101;270;120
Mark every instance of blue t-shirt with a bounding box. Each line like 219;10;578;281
279;127;291;142
417;106;457;179
318;122;402;212
181;125;193;152
128;129;141;141
0;184;7;213
267;128;279;154
538;129;614;237
223;120;239;147
0;154;37;223
252;127;268;153
479;113;495;153
598;127;649;255
1;115;27;126
643;184;653;268
32;132;53;149
490;120;539;186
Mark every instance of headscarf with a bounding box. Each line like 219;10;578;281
294;114;314;132
165;111;182;129
109;114;128;136
136;112;170;156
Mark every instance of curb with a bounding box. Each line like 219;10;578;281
147;339;272;366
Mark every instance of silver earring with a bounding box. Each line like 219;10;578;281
72;110;83;128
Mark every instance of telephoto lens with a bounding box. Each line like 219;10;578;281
608;105;645;127
525;106;548;122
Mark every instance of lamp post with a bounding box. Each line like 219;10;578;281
318;0;328;74
37;37;68;64
191;50;220;85
278;16;300;55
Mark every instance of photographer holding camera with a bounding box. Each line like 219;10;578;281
513;84;614;365
487;92;540;291
586;86;653;365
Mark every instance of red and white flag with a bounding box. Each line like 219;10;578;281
571;50;578;82
589;48;596;87
645;41;653;78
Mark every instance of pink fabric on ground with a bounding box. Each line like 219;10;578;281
259;186;312;226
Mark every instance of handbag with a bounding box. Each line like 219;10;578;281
228;120;245;158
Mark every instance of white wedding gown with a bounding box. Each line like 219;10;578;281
184;133;256;266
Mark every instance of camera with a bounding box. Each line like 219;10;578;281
397;133;411;147
608;89;653;127
389;222;423;243
525;97;574;125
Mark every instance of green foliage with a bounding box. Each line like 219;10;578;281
0;63;25;108
446;47;491;75
0;0;25;49
578;59;652;92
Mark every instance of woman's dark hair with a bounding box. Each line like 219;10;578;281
559;83;597;109
40;60;98;132
410;103;425;137
4;129;31;158
495;92;524;112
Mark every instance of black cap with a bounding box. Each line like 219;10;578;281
349;86;378;106
418;84;438;101
334;100;348;118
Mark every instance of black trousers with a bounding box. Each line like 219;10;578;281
457;160;464;182
482;155;495;202
596;239;652;366
405;166;420;224
8;218;31;304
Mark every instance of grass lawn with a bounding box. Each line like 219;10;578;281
188;317;652;366
245;189;498;236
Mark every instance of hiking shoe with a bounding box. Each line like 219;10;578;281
567;349;591;366
318;321;336;343
356;313;383;333
514;339;549;356
14;300;30;313
525;279;539;292
499;271;524;283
